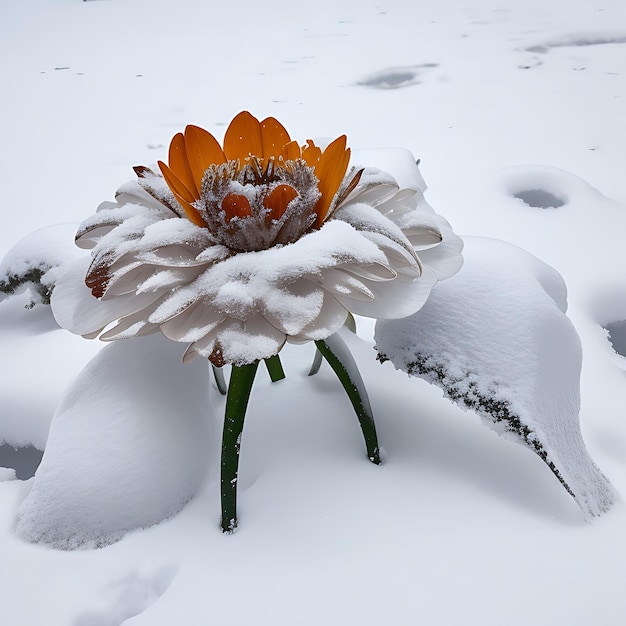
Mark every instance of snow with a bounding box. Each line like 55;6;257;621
2;0;626;624
0;223;84;306
375;237;614;518
16;333;214;549
0;467;16;482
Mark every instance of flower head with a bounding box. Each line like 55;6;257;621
156;111;356;252
51;112;463;366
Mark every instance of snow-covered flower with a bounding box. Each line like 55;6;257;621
52;111;463;367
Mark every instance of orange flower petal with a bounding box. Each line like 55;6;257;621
260;117;291;160
158;114;352;235
184;125;226;189
167;132;199;197
223;111;263;163
301;139;322;168
158;160;206;227
280;140;301;162
222;193;253;221
263;184;299;223
312;135;350;228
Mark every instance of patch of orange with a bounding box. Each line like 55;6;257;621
158;111;350;227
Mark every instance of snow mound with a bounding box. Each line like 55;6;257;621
0;223;83;307
375;236;615;519
16;334;214;549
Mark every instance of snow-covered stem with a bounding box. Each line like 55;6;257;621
264;355;286;382
315;334;381;465
0;267;52;308
220;361;259;533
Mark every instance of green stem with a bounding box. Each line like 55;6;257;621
212;364;228;396
308;349;323;376
309;314;356;377
220;361;259;533
315;334;381;465
264;354;286;382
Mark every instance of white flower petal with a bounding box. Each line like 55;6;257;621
218;315;287;365
374;188;418;217
99;308;160;340
335;261;397;282
335;268;437;320
261;280;325;336
344;175;399;207
136;267;206;295
51;257;165;337
359;231;421;275
77;203;165;249
137;245;213;267
418;216;464;281
317;268;375;301
159;299;225;342
182;319;237;364
290;288;349;342
335;202;416;254
195;245;230;263
113;180;177;215
104;262;155;297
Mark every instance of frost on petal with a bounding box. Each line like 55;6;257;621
149;221;389;329
114;179;180;216
217;315;287;365
135;267;207;295
16;334;213;549
288;287;350;342
375;237;614;519
76;201;169;249
135;217;214;254
261;280;325;336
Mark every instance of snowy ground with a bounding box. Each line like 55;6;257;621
2;0;626;624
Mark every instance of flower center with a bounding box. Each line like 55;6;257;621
195;157;321;252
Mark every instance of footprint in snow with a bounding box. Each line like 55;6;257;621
526;33;626;54
357;64;439;89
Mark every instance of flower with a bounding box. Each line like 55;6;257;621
51;112;463;366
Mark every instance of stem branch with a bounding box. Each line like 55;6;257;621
220;361;259;533
264;354;286;382
315;333;381;465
